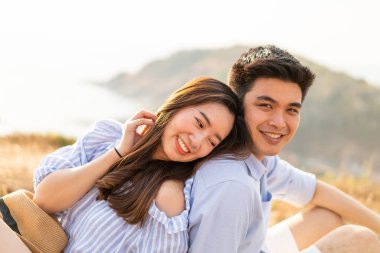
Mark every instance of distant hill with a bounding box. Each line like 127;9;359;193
99;46;380;173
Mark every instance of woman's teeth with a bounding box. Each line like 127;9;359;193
178;137;189;153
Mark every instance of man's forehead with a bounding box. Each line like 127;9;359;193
244;78;302;104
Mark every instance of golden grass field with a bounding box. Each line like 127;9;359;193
0;134;74;194
0;134;379;225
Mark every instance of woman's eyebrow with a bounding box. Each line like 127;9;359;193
199;111;211;126
199;110;222;142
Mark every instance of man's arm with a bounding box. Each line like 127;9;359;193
311;180;380;234
189;179;264;253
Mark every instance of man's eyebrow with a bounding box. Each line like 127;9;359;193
256;95;277;104
257;95;302;108
199;110;222;142
290;102;302;108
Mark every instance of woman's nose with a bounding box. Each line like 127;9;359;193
189;132;207;151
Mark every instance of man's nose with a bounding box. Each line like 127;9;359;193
268;112;286;128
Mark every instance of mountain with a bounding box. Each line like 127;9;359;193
100;46;380;173
103;46;247;107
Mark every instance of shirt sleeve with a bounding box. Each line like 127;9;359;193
266;156;317;206
189;178;263;253
33;119;123;190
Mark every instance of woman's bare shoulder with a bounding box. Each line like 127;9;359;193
154;180;185;217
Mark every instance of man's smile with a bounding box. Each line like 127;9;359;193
260;131;283;139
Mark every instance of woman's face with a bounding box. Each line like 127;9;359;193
153;103;234;162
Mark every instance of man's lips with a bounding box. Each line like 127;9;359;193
259;130;287;145
261;131;283;139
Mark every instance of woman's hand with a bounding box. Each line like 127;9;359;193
116;110;157;156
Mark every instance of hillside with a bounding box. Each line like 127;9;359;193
100;46;380;172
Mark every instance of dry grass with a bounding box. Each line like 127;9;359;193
0;134;74;195
0;134;379;226
271;172;380;225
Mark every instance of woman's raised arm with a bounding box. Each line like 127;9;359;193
34;111;156;214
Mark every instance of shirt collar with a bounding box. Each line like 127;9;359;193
243;154;268;180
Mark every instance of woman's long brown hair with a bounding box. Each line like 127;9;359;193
96;77;251;225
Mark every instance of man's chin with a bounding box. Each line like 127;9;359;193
252;147;281;160
265;150;281;157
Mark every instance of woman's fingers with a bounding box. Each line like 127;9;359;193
117;110;157;156
126;110;156;136
127;118;155;130
136;125;150;137
130;110;157;122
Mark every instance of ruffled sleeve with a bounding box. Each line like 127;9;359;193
34;119;123;189
148;178;193;234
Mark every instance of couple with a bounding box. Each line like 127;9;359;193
2;45;380;253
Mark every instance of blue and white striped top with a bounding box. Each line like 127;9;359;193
34;119;192;253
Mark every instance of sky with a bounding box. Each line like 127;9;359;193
1;0;379;85
0;0;379;136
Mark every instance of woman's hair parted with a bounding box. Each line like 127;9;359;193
96;77;251;225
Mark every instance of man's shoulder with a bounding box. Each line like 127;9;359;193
193;156;256;190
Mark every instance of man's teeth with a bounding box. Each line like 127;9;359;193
263;132;282;139
178;137;189;153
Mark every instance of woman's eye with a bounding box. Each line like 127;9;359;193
209;138;216;147
196;117;203;128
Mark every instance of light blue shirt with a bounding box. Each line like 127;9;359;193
34;119;191;253
188;154;317;253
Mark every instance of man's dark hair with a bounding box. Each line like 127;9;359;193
228;45;315;103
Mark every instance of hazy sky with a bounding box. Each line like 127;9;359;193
1;0;380;85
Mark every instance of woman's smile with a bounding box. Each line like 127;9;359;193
176;136;190;154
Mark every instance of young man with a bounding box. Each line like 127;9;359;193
188;45;380;253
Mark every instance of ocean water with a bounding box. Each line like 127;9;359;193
0;70;141;137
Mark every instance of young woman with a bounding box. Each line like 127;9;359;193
1;77;249;253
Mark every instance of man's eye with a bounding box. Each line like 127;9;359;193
258;104;272;109
196;118;203;128
288;108;299;114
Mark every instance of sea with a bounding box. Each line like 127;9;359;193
0;70;141;138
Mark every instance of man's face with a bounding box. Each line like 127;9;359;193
243;78;302;160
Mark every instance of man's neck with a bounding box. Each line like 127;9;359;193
251;152;265;162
